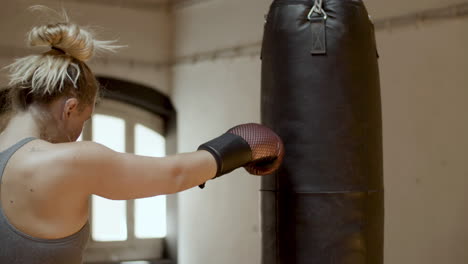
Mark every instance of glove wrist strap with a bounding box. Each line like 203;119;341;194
198;133;252;188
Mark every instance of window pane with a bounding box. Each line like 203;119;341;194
135;196;167;238
91;114;127;241
134;124;166;238
92;195;127;241
92;114;125;152
135;124;165;157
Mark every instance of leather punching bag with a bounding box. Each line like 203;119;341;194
260;0;383;263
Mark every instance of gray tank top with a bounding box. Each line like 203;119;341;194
0;137;90;264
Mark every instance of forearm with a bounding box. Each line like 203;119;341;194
75;123;282;199
172;150;217;192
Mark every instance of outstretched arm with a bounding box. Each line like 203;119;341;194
48;141;217;200
38;123;283;201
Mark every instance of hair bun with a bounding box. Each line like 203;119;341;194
25;5;122;62
4;5;122;110
28;23;95;62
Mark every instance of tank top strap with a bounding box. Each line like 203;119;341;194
0;137;37;183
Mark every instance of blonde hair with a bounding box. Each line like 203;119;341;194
4;5;120;111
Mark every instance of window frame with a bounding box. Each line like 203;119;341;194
84;77;178;264
83;99;170;263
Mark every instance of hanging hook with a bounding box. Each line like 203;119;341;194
307;0;327;20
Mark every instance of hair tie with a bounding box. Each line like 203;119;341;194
51;46;66;54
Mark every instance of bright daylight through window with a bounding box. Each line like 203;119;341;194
79;114;167;242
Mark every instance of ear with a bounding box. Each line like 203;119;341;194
62;98;79;120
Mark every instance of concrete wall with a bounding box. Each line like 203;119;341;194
172;1;270;263
377;18;468;263
172;58;263;264
172;0;468;264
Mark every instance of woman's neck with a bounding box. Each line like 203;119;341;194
0;106;55;143
1;110;41;141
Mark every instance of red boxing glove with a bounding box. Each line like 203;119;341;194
198;123;285;188
227;123;284;175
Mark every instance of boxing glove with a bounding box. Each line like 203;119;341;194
198;123;284;188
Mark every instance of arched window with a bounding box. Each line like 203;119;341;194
81;77;177;264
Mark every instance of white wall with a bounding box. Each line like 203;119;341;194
377;18;468;263
172;59;263;264
172;1;271;263
366;0;466;18
172;0;468;264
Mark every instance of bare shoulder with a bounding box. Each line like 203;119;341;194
17;140;118;194
21;140;115;170
22;140;175;200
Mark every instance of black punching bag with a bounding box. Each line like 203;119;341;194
260;0;383;263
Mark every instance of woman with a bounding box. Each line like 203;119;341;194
0;7;283;264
